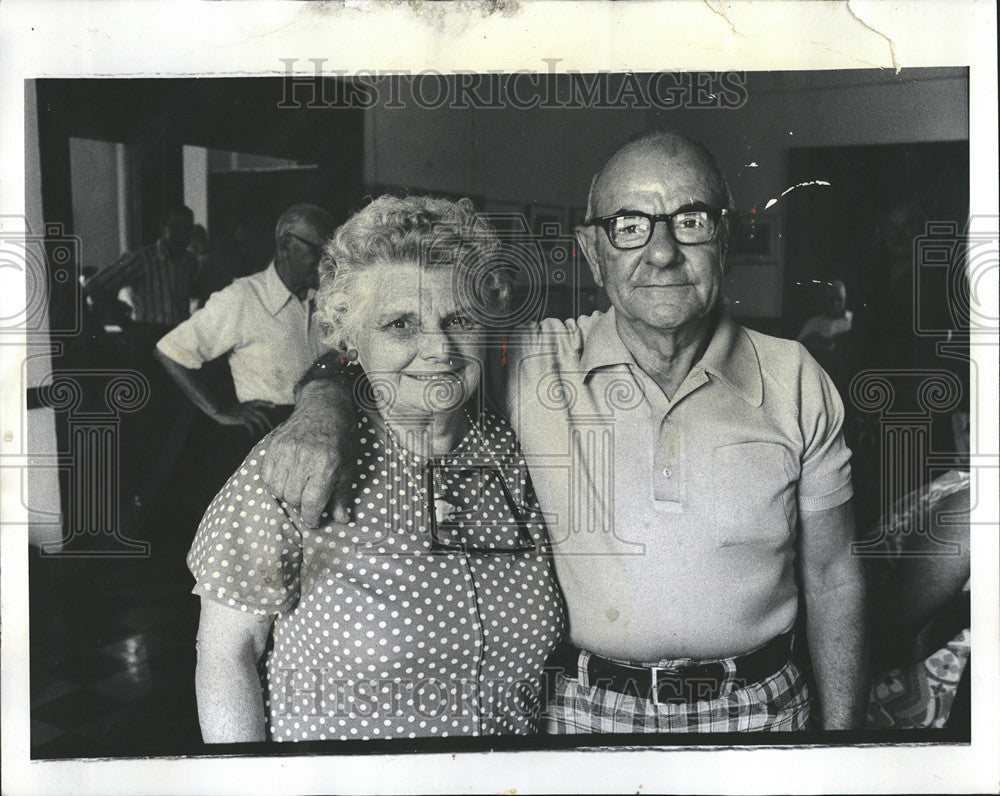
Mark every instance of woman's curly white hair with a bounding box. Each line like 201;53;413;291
316;194;508;351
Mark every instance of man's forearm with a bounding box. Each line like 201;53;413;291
262;371;360;526
804;561;869;730
295;375;356;415
154;348;234;420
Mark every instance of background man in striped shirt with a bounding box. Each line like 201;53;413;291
85;204;198;348
82;204;199;528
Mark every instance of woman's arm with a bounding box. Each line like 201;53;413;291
194;598;274;743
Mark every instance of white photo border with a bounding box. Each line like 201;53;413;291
1;1;997;794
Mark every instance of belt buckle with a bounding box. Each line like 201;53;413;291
649;663;683;706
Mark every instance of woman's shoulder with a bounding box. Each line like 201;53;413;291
205;440;274;507
188;439;306;615
195;438;298;543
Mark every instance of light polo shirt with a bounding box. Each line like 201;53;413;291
156;263;328;406
503;307;852;662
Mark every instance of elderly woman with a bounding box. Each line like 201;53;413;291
189;196;566;742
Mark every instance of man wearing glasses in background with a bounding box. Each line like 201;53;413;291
260;132;867;734
155;203;334;464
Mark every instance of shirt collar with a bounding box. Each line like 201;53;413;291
260;261;297;316
580;307;638;374
697;305;763;407
155;238;170;262
155;237;194;266
581;304;763;407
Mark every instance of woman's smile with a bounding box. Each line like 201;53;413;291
404;370;463;380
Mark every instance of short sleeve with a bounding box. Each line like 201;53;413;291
797;350;853;512
187;443;303;614
156;284;246;369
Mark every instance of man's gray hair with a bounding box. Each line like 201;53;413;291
275;204;336;242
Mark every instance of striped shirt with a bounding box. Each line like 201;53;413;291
86;238;198;326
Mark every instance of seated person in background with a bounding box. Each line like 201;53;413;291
82;206;199;524
797;280;852;354
863;410;971;729
797;280;855;397
189;195;566;743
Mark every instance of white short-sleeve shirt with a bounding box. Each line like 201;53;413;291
157;262;327;405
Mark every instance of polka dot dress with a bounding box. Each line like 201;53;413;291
188;407;566;741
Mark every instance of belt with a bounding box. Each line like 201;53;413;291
546;632;793;705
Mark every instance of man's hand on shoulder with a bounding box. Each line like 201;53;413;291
261;380;358;528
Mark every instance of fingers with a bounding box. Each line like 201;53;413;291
265;458;289;507
238;405;275;438
300;472;337;528
261;439;290;504
279;465;308;512
330;469;354;526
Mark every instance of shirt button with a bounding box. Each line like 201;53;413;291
662;468;672;478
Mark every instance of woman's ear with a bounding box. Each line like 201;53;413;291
341;326;361;366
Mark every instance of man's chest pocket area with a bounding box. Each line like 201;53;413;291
711;442;797;547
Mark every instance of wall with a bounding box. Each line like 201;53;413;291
182;145;209;228
365;68;968;213
69;137;124;275
24;81;63;548
363;68;968;319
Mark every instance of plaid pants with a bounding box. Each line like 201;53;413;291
544;651;810;734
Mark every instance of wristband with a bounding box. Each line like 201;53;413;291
295;350;362;393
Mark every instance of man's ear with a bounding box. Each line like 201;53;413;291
574;225;604;288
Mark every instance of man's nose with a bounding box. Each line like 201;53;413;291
642;220;682;267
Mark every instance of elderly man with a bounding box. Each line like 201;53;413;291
260;132;867;733
155;204;335;437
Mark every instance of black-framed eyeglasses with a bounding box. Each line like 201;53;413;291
425;462;537;555
589;206;728;249
285;231;325;258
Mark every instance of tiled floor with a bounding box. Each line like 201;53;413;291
29;501;206;759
